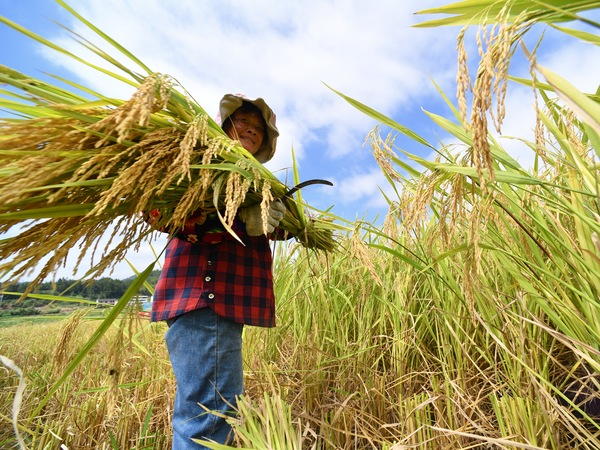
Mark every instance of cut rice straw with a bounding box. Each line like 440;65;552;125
0;3;337;293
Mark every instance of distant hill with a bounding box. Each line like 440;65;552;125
124;270;162;286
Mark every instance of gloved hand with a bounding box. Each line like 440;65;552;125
239;200;286;236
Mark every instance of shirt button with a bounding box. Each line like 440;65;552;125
205;276;211;282
208;293;215;299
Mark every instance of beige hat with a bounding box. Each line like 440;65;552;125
216;93;279;163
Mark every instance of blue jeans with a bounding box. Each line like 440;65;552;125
165;308;244;449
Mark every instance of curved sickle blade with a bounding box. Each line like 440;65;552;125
284;179;333;199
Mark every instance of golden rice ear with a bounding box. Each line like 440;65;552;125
52;308;88;376
347;226;382;286
456;7;532;187
260;180;274;235
175;114;209;184
224;172;252;227
91;74;173;146
456;26;470;128
367;127;402;183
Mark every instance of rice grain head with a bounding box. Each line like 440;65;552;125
368;127;402;183
199;136;234;191
400;168;440;237
529;48;549;164
91;73;172;146
224;172;251;227
87;124;203;219
260;179;274;235
456;26;471;128
459;7;533;186
175;114;209;184
52;308;88;375
348;226;382;286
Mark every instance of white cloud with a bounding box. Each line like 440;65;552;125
538;36;600;94
36;0;458;165
327;167;396;218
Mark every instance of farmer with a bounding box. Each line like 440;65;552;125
149;94;286;449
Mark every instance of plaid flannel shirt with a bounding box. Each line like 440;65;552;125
149;209;278;327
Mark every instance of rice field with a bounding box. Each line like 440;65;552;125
2;0;600;448
3;221;600;449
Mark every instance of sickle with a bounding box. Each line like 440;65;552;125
284;179;333;199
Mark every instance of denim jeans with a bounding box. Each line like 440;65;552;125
165;308;244;449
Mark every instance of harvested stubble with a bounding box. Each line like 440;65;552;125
0;70;336;291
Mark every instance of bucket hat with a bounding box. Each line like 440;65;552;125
216;93;279;163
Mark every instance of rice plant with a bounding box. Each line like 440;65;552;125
0;0;337;297
3;0;600;449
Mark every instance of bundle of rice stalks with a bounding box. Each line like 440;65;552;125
0;3;337;291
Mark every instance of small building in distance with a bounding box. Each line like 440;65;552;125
96;295;150;308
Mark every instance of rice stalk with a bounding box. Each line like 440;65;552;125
0;12;338;292
52;307;88;375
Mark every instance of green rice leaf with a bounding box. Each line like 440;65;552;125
414;0;599;27
537;64;600;137
0;15;137;88
326;84;435;150
29;261;156;419
552;24;600;45
56;0;152;77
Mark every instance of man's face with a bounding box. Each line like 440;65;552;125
223;109;265;155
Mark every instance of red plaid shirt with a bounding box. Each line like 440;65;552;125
150;210;279;327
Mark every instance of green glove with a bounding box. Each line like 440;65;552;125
239;200;286;236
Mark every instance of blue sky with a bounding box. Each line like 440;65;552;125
1;0;599;280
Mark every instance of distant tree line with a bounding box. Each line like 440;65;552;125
0;270;162;306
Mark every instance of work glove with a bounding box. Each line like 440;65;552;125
239;200;286;236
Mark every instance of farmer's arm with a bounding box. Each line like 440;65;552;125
145;207;284;244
